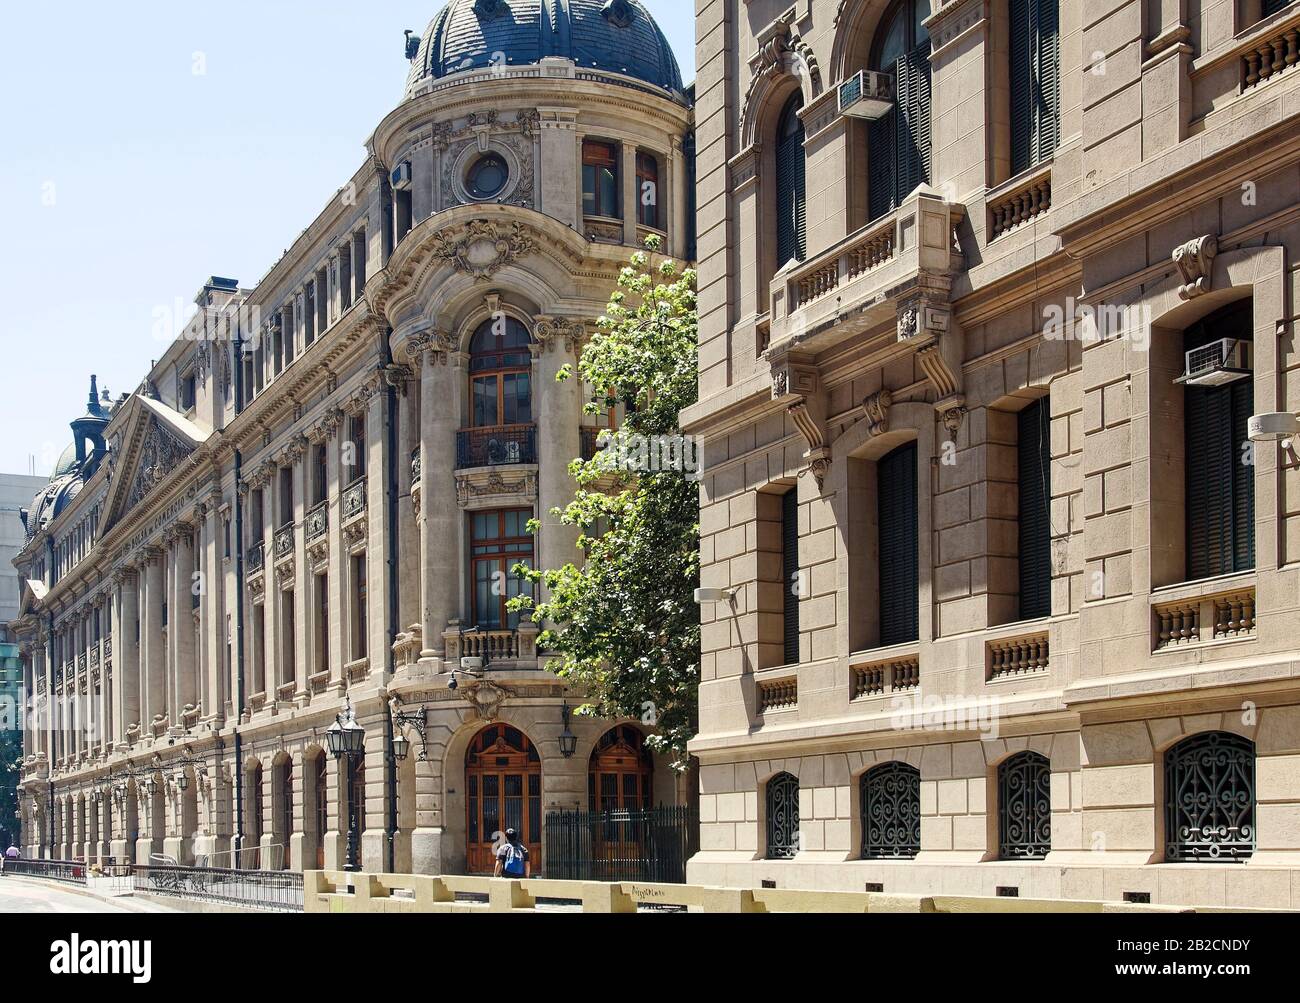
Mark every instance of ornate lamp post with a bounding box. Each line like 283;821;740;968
326;699;365;872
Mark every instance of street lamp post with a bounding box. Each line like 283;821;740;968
326;698;365;873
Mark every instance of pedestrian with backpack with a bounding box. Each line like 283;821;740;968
494;828;530;879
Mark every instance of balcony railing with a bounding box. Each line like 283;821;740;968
456;424;537;468
1243;19;1300;91
757;678;798;714
770;191;964;348
274;524;295;561
580;426;609;462
247;542;264;573
851;655;920;699
443;624;538;663
989;164;1052;240
1153;584;1256;651
342;477;367;523
987;631;1050;680
305;500;328;542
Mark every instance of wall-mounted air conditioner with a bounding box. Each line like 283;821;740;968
838;70;894;120
1175;338;1252;387
391;162;412;191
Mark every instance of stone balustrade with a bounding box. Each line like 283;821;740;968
986;631;1050;680
989;164;1052;240
851;655;921;700
757;677;798;714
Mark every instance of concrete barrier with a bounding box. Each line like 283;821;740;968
303;871;1203;914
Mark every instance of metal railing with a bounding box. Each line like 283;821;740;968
1;858;87;884
456;424;537;468
544;806;699;884
133;864;303;912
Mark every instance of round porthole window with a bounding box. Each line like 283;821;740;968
465;153;509;200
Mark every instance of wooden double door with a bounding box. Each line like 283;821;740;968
466;726;542;874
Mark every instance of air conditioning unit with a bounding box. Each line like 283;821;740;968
1175;338;1252;387
391;162;412;191
838;69;894;120
504;440;522;463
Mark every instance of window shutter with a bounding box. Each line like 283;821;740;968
1186;379;1255;580
868;111;896;221
1011;0;1060;175
775;97;807;266
903;41;933;195
1010;0;1033;175
1017;398;1052;619
782;489;800;665
878;442;919;647
1036;0;1060;162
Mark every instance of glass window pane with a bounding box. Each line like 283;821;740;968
473;377;498;427
877;7;907;68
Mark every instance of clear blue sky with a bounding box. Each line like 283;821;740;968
0;0;695;478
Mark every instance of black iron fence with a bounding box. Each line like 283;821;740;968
545;806;698;884
133;864;304;912
0;858;88;885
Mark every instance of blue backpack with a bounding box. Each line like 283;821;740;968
502;840;527;877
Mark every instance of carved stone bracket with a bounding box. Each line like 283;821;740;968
895;276;966;432
771;350;830;489
1173;234;1217;300
863;389;892;437
405;328;457;365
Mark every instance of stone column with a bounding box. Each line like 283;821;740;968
417;334;460;663
291;440;309;700
289;753;306;871
365;383;391;667
533;319;584;593
174;525;197;722
538;107;579;228
115;569;140;747
202;501;225;724
142;548;166;734
669;135;686;256
621;141;638;245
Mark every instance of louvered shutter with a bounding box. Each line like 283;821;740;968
868;110;896;221
903;41;932;195
1186;379;1255;580
782;489;800;665
1010;0;1033;175
879;442;919;647
1231;379;1256;572
775;98;807;266
1011;0;1060;174
1018;398;1052;619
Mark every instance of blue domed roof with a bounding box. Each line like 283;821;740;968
405;0;683;97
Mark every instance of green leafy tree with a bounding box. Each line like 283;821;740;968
513;237;700;769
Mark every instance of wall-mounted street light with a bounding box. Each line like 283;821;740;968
389;701;429;763
558;702;578;759
326;698;366;872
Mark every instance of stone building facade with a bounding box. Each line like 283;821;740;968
10;0;692;876
685;0;1300;907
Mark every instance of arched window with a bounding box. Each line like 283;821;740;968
636;152;661;229
469;317;533;429
589;725;654;812
879;441;918;646
1182;300;1254;580
766;771;800;859
582;140;621;219
861;761;921;859
998;751;1051;859
868;0;932;221
775;94;807;267
1165;732;1255;861
1010;0;1060;175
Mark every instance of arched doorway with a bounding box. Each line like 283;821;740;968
589;725;653;813
465;725;541;874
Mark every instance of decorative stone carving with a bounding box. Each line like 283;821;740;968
1173;234;1217;300
455;470;539;507
428;219;534;280
461;680;513;722
771;350;830;489
405;329;457;365
126;421;193;512
863;389;893;437
533;316;588;355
